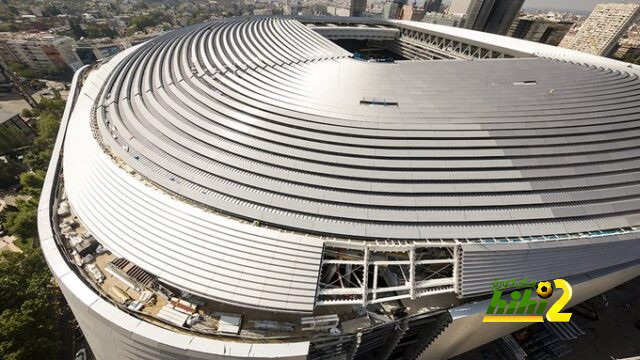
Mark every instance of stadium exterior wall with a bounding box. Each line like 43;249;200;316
40;50;640;360
422;259;640;359
37;18;640;360
37;61;310;360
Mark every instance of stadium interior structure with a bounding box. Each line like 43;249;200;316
39;16;640;360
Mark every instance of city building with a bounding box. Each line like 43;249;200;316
350;0;367;17
558;22;580;48
614;39;640;63
327;5;350;17
74;39;129;65
0;32;83;72
448;0;471;15
40;16;640;360
425;0;443;13
0;109;34;138
0;72;11;92
508;16;573;46
253;8;274;16
559;3;640;56
382;0;406;19
448;0;524;35
398;3;426;21
423;12;466;27
614;25;640;63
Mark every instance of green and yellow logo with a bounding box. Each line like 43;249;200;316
483;279;572;323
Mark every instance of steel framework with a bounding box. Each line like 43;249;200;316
317;244;458;306
388;27;517;60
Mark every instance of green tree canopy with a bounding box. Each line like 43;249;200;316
2;198;38;244
0;159;25;190
19;171;45;196
0;76;68;360
68;18;87;40
85;24;118;39
0;250;63;360
130;11;173;32
23;96;65;171
20;109;33;118
0;126;29;155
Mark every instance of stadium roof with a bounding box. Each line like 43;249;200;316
62;17;640;312
91;17;640;240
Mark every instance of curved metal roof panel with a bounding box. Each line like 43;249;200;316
88;17;640;241
63;17;640;310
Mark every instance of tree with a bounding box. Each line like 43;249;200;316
41;5;61;17
0;57;70;360
130;11;173;32
7;62;37;80
0;126;29;155
19;171;45;196
0;23;18;32
68;18;87;40
23;97;65;171
2;199;38;244
38;96;66;120
20;109;33;119
0;250;63;360
0;160;25;190
85;24;118;39
0;204;18;224
23;138;54;171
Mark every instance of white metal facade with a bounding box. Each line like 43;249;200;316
39;66;311;360
39;16;640;360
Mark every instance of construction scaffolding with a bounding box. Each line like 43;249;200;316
317;244;458;306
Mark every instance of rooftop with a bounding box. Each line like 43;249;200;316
89;17;640;241
0;108;20;123
58;15;640;319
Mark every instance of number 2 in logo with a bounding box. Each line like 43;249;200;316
546;279;572;322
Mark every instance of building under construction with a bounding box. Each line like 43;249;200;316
39;16;640;360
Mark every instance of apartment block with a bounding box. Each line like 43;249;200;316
559;3;640;56
0;32;83;72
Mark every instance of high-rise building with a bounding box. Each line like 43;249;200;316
74;39;129;65
448;0;524;35
613;25;640;62
448;0;472;15
284;1;301;16
508;16;573;46
327;5;350;16
399;3;426;21
382;1;401;19
0;32;83;71
425;0;443;13
423;12;466;27
350;0;367;17
559;3;640;56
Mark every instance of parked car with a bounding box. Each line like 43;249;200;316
0;223;6;237
75;348;87;360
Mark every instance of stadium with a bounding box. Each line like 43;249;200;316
38;16;640;359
